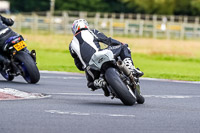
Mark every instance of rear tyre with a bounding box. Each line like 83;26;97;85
105;67;136;106
14;51;40;84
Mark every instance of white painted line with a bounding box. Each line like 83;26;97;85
0;88;50;100
141;77;200;84
48;92;103;96
40;70;84;76
108;114;135;117
143;95;200;99
41;76;85;80
40;71;200;84
48;92;200;99
45;110;135;118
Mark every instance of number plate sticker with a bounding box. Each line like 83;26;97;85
13;41;27;51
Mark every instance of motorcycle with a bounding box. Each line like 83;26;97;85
89;49;145;106
0;35;40;84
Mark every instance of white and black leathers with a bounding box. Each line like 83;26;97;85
69;28;132;85
69;28;131;68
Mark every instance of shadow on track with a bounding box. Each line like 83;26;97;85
82;101;146;107
83;101;124;106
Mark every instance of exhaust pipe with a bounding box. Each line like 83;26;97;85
117;61;134;82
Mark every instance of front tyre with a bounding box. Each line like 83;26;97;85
14;51;40;84
105;67;136;106
1;70;14;81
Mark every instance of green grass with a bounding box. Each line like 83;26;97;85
36;49;81;73
133;54;200;81
23;33;200;81
35;49;200;81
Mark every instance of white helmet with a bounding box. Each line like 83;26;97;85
71;19;89;35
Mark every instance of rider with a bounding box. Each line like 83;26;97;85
69;19;143;95
0;14;17;69
0;14;36;71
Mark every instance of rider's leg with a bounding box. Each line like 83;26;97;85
108;44;144;77
85;68;110;96
122;57;144;77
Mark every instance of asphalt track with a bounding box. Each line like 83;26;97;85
0;71;200;133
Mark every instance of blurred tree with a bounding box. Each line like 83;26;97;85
8;0;49;12
55;0;106;12
7;0;200;16
154;0;175;15
121;0;174;14
173;0;191;15
190;0;200;15
121;0;200;16
55;0;128;13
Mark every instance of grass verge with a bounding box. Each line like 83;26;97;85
23;33;200;81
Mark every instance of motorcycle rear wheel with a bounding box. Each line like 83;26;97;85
105;67;136;106
14;51;40;84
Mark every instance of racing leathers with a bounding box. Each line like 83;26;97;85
69;28;137;91
0;15;18;67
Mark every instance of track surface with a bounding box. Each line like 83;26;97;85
0;71;200;133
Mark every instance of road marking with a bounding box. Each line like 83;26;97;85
41;76;85;80
49;92;103;96
45;110;90;116
45;110;135;118
0;88;50;100
40;70;200;84
0;92;20;100
49;92;200;99
144;95;200;99
142;77;200;84
40;70;84;76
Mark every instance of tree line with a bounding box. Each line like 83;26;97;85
8;0;200;16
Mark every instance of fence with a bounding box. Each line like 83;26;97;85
4;11;200;39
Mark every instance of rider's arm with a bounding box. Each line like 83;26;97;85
0;15;14;26
92;29;122;46
69;43;84;71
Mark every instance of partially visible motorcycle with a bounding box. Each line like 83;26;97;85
0;35;40;84
89;49;145;106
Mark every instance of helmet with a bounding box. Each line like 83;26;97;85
71;19;89;35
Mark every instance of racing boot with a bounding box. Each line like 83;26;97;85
123;58;144;77
94;78;110;97
87;81;98;91
91;78;110;97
